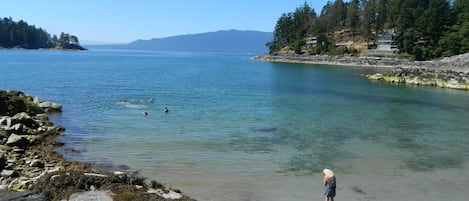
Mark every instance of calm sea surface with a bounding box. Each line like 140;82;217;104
1;50;468;201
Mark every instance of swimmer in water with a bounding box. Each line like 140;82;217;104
148;98;154;103
117;100;129;105
142;111;148;116
163;107;169;113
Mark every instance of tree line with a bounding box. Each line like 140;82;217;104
0;17;85;50
268;0;469;60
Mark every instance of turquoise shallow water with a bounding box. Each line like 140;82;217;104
1;49;468;200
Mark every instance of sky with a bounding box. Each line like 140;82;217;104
1;0;329;44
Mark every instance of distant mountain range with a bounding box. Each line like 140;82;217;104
86;30;272;54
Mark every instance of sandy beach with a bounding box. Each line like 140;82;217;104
141;138;469;201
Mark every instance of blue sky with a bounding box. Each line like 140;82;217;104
1;0;329;44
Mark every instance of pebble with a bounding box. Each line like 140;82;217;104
29;159;44;168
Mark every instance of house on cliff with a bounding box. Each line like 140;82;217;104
365;29;398;56
305;36;318;48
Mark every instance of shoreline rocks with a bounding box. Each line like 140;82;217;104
366;67;469;90
254;53;469;90
0;90;195;201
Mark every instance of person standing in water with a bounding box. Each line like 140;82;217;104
323;168;336;201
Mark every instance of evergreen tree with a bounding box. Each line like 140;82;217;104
0;17;84;50
269;2;318;53
333;0;347;29
438;0;469;56
268;0;467;59
375;0;389;31
361;0;377;48
346;0;360;31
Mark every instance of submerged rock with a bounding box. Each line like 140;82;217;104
250;127;277;133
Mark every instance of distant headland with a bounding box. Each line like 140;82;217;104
0;17;86;50
86;30;272;54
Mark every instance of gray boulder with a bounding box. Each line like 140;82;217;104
38;101;62;112
1;169;19;178
12;112;38;129
0;116;13;127
68;191;113;201
29;159;44;168
6;134;29;148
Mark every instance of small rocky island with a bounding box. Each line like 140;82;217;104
0;17;86;51
0;90;194;201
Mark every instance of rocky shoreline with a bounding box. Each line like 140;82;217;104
0;90;195;201
254;53;469;90
366;67;469;90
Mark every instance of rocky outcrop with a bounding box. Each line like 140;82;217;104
0;90;62;116
0;91;69;198
0;90;195;201
255;54;414;68
254;53;469;73
366;68;469;90
254;53;469;90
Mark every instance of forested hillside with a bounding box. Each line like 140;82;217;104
0;17;85;50
268;0;469;60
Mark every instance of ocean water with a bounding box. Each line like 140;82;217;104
1;49;468;201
